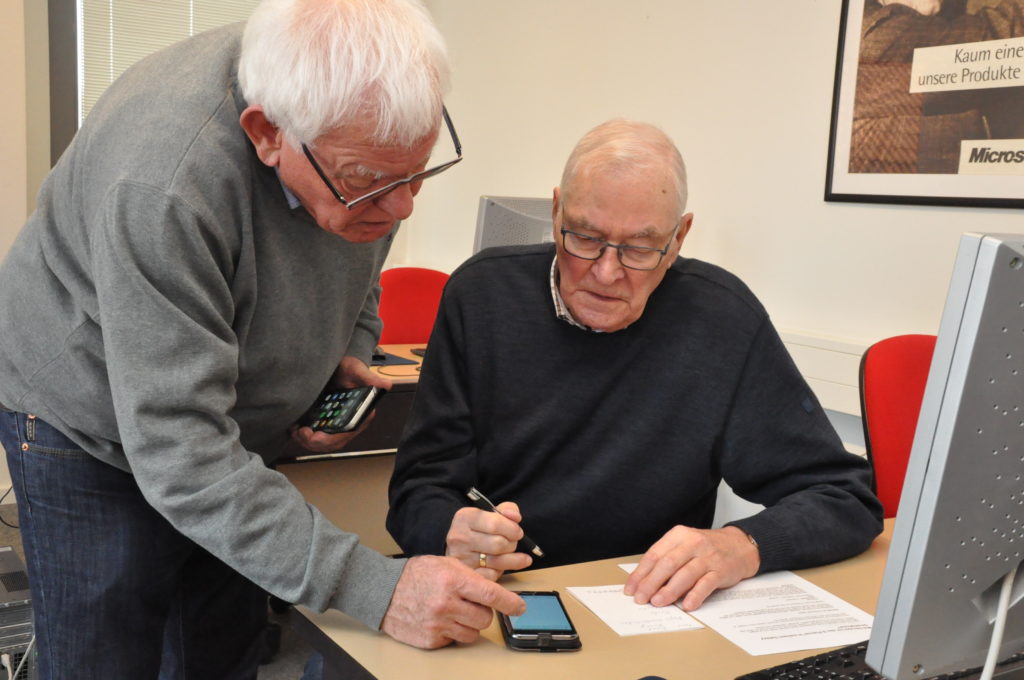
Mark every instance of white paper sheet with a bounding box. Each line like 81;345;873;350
617;564;873;655
566;585;704;636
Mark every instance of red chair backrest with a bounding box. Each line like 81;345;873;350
859;334;937;518
378;267;450;344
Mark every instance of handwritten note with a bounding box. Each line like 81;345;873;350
566;585;704;636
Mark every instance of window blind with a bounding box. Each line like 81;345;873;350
79;0;260;124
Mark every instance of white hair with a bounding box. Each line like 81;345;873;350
560;119;688;214
239;0;451;147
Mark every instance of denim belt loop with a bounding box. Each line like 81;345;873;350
26;414;37;442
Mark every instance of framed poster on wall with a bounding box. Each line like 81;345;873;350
826;0;1024;208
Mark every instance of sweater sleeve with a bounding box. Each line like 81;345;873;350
92;182;403;629
387;282;476;555
720;319;884;573
346;269;384;364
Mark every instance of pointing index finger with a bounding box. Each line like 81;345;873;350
459;576;526;617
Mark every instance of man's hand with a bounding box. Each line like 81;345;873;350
290;410;376;453
624;525;760;611
289;355;393;453
879;0;943;15
336;355;392;391
445;503;534;580
380;555;526;648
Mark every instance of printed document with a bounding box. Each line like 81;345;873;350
615;565;873;655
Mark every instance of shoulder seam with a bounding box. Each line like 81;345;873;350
670;261;767;319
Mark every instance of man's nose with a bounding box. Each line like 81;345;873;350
590;245;625;284
374;182;416;221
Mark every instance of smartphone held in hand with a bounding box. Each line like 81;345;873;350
301;386;386;434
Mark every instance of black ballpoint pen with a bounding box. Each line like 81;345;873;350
466;487;545;558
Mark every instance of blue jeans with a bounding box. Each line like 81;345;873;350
0;408;268;679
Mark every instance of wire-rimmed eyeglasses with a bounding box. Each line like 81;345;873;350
559;224;680;271
301;106;462;210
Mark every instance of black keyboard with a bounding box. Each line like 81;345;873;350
735;641;1024;680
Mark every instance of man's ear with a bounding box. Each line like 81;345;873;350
239;105;283;167
551;186;561;241
678;213;694;243
674;213;695;253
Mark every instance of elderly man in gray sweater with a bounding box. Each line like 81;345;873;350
0;0;522;677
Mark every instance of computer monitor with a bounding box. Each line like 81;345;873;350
867;232;1024;679
473;195;554;254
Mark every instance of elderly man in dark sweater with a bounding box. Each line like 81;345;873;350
387;119;883;612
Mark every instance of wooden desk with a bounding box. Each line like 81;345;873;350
279;454;402;555
279;344;423;555
368;343;423;386
294;520;894;680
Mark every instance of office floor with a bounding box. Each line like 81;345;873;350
0;503;315;680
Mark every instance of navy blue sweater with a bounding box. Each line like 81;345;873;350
387;245;882;571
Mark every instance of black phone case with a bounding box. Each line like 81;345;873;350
498;591;582;652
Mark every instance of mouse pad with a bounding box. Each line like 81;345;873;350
371;352;419;366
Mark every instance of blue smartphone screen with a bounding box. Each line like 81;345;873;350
509;594;574;631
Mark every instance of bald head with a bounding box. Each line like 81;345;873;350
559;119;688;216
551;119;694;333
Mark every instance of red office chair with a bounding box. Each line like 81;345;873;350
858;334;937;518
377;266;450;344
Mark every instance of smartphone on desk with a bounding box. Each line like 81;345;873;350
499;591;581;652
299;385;386;434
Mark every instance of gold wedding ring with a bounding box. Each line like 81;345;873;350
478;553;487;569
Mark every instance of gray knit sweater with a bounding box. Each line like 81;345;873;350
0;25;404;628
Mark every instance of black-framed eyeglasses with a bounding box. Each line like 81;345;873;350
301;106;463;210
559;224;679;271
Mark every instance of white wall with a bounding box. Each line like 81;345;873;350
395;0;1024;366
2;2;28;249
